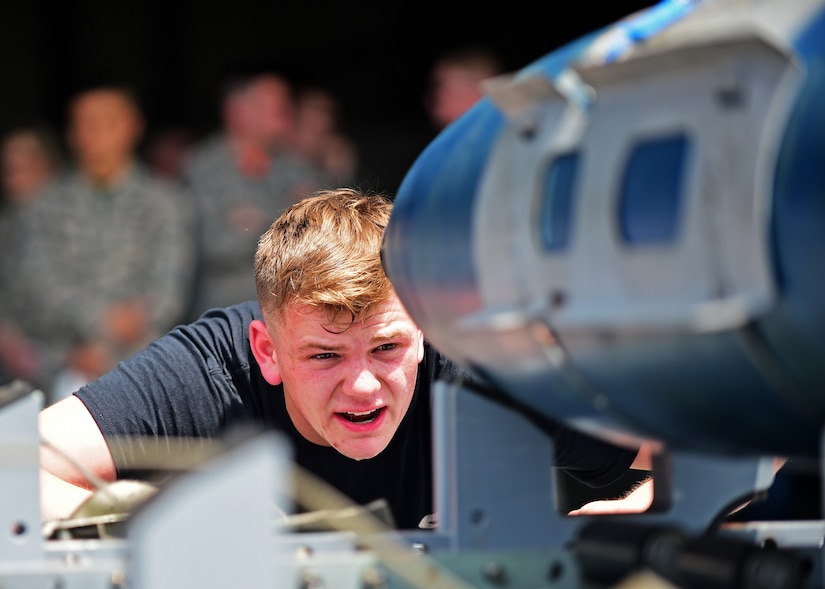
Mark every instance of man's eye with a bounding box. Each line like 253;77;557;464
312;352;337;360
375;343;397;352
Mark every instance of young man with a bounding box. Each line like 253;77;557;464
39;188;645;528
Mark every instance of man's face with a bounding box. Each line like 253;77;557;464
271;294;424;461
1;134;53;202
426;65;486;128
68;90;142;179
235;76;296;147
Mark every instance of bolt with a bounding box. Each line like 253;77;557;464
482;561;507;585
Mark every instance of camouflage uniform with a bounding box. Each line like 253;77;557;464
0;198;61;389
18;163;197;364
0;201;30;324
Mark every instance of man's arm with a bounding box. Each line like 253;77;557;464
39;395;117;521
567;448;787;516
568;478;653;516
567;441;656;516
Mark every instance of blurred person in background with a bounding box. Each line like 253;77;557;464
424;45;505;131
19;81;196;403
0;125;64;390
384;45;505;196
181;68;324;322
0;126;63;200
293;85;359;186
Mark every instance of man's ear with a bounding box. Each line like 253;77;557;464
416;328;425;363
249;319;282;385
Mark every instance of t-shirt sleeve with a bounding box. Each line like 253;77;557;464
549;420;639;488
74;304;255;477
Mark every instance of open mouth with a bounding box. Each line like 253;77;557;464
338;408;384;424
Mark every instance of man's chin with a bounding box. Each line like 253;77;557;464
335;438;390;461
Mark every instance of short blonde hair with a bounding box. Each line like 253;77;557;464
254;188;394;325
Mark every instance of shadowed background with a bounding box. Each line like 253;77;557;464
0;0;656;193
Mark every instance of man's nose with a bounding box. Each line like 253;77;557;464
345;365;381;397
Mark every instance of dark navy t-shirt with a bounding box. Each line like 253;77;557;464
76;301;636;529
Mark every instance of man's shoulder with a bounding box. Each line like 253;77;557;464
183;135;230;171
420;343;459;382
130;166;197;212
176;301;262;366
28;170;75;201
271;150;326;188
192;300;263;326
420;343;483;389
22;172;80;221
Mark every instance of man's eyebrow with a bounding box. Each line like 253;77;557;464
297;330;411;352
298;341;343;352
372;329;409;343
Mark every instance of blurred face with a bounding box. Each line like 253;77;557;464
68;90;142;181
1;134;54;203
265;294;425;460
230;76;296;147
427;65;486;128
296;91;336;137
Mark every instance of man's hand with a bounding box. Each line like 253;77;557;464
568;477;653;516
40;469;95;521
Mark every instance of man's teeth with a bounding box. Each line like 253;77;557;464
342;409;380;423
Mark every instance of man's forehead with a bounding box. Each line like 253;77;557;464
281;297;414;329
286;310;417;350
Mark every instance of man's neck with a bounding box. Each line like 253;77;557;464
82;160;133;189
